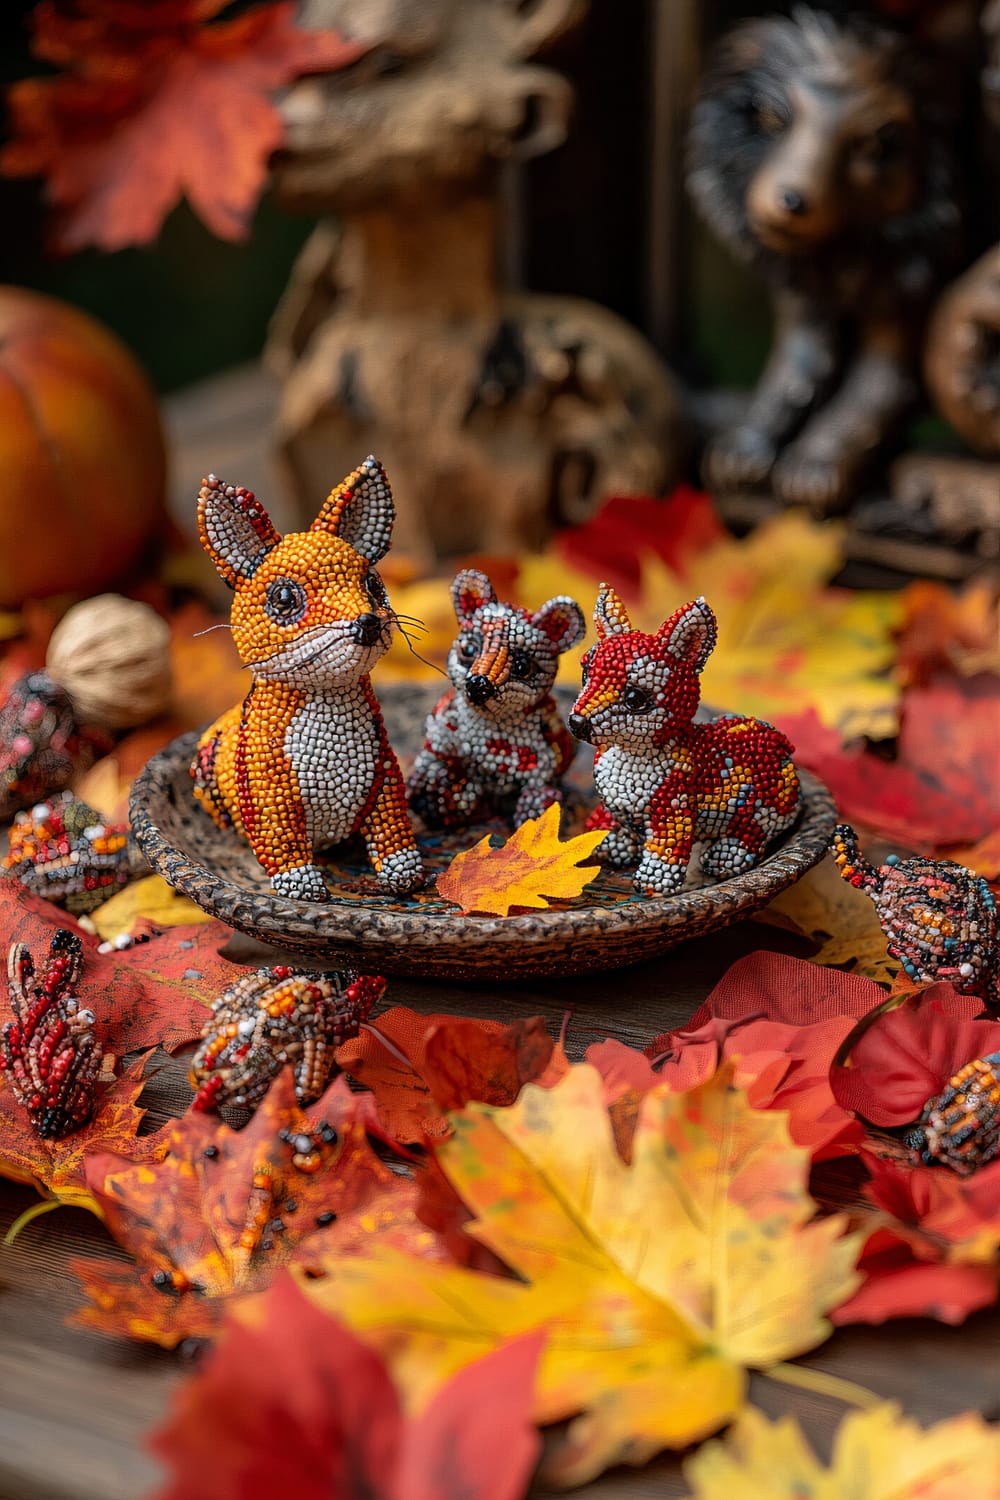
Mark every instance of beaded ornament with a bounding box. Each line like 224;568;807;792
567;588;800;897
906;1052;1000;1174
408;568;585;828
831;825;999;1008
191;457;423;903
190;965;385;1113
3;792;142;914
0;672;105;823
1;930;99;1139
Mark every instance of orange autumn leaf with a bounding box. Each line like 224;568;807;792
1;1;364;252
436;803;606;916
683;1402;1000;1499
336;1006;568;1143
71;1071;447;1348
0;1056;161;1213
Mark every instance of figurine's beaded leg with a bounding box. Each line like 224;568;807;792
514;782;561;824
699;835;761;883
586;806;640;868
272;864;330;904
361;766;424;893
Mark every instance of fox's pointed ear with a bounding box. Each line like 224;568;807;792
532;595;585;653
451;568;495;623
311;455;395;562
198;476;280;588
658;597;717;673
593;585;632;640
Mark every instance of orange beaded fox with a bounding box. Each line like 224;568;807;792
191;456;422;902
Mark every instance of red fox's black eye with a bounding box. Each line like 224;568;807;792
510;650;533;679
458;635;478;662
365;570;389;610
266;578;307;624
623;685;652;713
580;653;592;684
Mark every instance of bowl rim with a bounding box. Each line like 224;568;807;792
130;726;837;957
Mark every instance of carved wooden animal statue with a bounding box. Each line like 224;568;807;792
191;456;423;902
567;589;800;897
408;567;585;828
268;0;679;560
689;7;962;513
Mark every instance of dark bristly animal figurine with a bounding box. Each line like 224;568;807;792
689;6;962;513
831;824;999;1007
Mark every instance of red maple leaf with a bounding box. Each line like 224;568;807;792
829;988;1000;1128
0;880;231;1055
1;0;365;251
147;1274;544;1500
556;486;727;599
833;1225;1000;1327
336;1007;568;1144
784;673;1000;852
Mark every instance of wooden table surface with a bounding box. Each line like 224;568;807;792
3;365;998;1500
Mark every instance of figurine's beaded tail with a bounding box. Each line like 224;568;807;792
830;823;881;893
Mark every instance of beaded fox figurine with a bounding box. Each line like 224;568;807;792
192;456;423;902
568;588;800;896
408;568;585;828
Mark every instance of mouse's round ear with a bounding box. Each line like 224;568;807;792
450;569;495;623
312;455;395;562
593;584;632;640
532;595;586;653
198;476;280;588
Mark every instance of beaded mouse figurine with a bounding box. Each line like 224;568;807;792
567;588;800;896
831;824;998;1007
408;568;585;828
192;456;423;901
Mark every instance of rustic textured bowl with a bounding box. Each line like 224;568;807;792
131;684;836;980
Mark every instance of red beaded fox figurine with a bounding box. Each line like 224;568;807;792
408;568;585;828
568;587;800;896
191;456;423;902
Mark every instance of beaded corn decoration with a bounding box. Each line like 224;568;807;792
3;792;143;914
408;568;585;829
0;930;99;1139
905;1053;1000;1174
567;588;800;896
189;965;386;1113
0;672;105;823
831;825;999;1007
191;457;423;903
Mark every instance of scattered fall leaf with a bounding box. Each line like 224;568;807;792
148;1274;544;1500
436;804;606;916
896;576;1000;687
679;949;889;1032
299;1064;861;1487
1;1;364;251
88;874;211;942
683;1402;1000;1499
833;1224;1000;1328
0;1056;158;1212
0;880;229;1055
72;1072;445;1348
785;673;1000;853
761;856;898;983
829;988;1000;1128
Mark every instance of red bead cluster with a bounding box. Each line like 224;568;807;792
0;930;99;1139
189;964;386;1114
0;672;106;823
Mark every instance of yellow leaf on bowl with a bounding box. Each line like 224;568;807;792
435;804;606;916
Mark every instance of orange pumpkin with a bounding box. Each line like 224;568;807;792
0;286;167;608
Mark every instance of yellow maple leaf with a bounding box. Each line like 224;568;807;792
88;875;212;942
435;803;606;916
296;1063;861;1487
683;1402;1000;1499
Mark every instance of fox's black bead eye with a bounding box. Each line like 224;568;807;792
510;649;533;680
580;653;592;684
365;569;389;610
458;635;477;662
623;685;653;713
265;577;307;624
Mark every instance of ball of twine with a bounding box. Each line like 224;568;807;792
46;595;172;732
